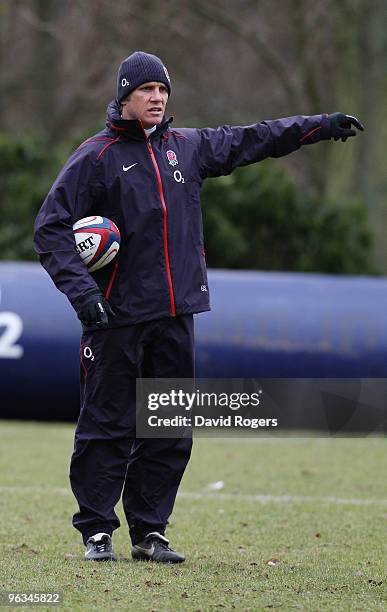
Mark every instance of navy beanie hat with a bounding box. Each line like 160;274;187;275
117;51;171;102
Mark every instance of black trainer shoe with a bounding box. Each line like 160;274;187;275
84;533;117;561
131;532;185;563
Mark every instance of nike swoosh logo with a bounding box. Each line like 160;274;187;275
134;544;155;556
122;163;138;172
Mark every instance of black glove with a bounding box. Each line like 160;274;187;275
328;112;364;142
77;293;115;328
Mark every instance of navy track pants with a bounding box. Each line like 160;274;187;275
69;315;194;545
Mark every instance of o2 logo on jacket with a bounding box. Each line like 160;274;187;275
166;150;178;166
173;170;185;184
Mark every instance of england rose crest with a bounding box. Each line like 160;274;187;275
166;150;178;166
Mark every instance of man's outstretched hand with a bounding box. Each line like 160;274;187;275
328;112;364;142
77;293;115;328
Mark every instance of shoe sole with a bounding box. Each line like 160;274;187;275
131;551;185;563
85;554;117;562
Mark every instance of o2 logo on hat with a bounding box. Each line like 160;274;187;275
121;78;130;87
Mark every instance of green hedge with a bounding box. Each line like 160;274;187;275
201;162;373;274
0;134;62;260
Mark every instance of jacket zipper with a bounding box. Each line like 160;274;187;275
145;137;176;316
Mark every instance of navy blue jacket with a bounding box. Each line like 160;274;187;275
34;100;332;327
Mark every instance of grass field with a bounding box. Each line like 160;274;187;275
0;421;385;611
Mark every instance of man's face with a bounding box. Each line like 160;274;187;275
121;81;169;128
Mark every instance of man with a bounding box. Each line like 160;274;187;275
34;51;363;563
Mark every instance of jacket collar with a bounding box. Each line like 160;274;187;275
106;99;173;141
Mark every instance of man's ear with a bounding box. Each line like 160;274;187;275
120;99;126;117
120;95;130;117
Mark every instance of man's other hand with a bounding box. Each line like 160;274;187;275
328;112;364;142
77;294;115;328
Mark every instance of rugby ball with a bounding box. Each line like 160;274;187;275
73;216;120;272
